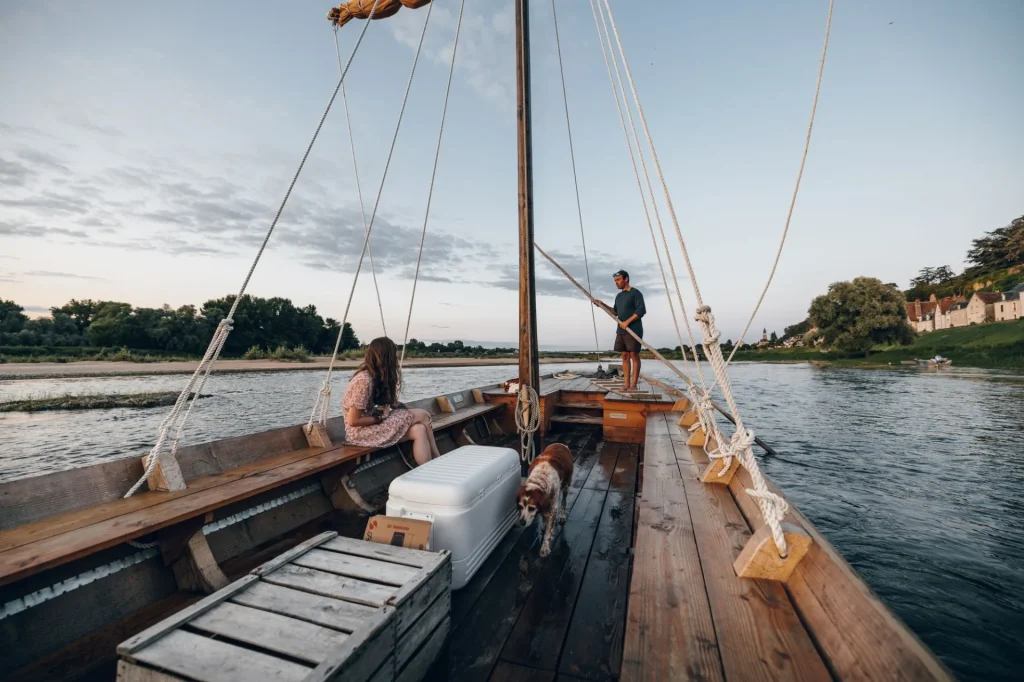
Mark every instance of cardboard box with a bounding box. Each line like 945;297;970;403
363;515;433;551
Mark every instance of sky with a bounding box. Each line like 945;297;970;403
1;0;1021;349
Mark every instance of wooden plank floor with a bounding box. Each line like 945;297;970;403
444;424;636;682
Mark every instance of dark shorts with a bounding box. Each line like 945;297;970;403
614;333;641;353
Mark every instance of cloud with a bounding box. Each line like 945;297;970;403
16;148;72;174
389;1;514;107
488;249;664;300
0;156;35;186
23;270;108;281
21;305;51;314
0;191;92;216
0;219;89;240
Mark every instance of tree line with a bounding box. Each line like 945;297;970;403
0;296;524;359
0;296;360;357
905;214;1024;300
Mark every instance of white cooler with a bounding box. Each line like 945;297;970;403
386;445;520;590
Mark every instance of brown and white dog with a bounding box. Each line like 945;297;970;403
516;443;574;557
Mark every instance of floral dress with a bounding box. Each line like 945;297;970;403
342;371;416;447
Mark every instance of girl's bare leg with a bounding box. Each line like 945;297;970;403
401;423;432;465
409;408;441;459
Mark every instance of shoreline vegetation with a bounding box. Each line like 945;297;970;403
1;320;1021;381
0;391;207;413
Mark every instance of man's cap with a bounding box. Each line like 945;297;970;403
613;269;629;279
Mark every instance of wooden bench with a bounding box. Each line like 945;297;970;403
0;402;501;588
116;532;452;682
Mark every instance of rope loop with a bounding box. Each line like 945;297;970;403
515;385;540;464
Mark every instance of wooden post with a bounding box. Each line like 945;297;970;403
158;517;228;594
304;423;333;449
436;396;456;414
516;0;541;470
141;453;186;493
734;522;813;582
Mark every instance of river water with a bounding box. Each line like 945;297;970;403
1;361;1022;680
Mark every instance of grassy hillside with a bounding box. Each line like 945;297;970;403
733;320;1024;369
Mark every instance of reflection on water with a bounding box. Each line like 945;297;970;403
2;361;1022;680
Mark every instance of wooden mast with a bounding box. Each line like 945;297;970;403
515;0;540;405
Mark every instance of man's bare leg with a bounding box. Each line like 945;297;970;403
630;351;641;391
621;351;631;391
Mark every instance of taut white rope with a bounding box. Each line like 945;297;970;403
307;0;436;431
550;0;600;359
722;0;834;370
127;0;383;503
337;34;386;338
600;0;813;554
400;0;467;369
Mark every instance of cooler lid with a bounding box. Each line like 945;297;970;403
388;445;519;508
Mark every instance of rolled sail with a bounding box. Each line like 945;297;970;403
327;0;432;28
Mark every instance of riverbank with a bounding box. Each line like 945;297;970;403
0;355;603;380
731;321;1024;369
0;391;206;412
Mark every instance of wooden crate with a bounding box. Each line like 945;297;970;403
116;531;451;682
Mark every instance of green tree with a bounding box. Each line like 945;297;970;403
808;277;914;357
0;300;27;333
966;215;1024;272
769;331;778;344
783;319;810;339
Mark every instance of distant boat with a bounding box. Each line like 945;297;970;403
920;355;952;368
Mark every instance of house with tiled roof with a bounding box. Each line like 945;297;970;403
906;294;966;333
949;300;970;327
967;292;1002;325
994;291;1022;322
933;295;967;330
905;298;938;333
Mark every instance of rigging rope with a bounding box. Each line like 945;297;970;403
720;0;834;370
307;0;435;431
599;0;822;555
550;0;600;360
400;0;467;369
125;0;383;505
590;0;730;464
337;36;387;338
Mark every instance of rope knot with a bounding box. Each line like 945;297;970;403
695;305;712;323
746;488;790;519
219;318;234;333
731;427;756;452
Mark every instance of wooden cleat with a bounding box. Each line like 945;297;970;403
734;522;812;582
671;397;691;412
303;422;332;449
687;426;707;447
700;455;740;484
678;409;699;428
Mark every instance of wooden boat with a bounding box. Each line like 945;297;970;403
0;1;953;680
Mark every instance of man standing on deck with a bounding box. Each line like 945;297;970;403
594;269;646;391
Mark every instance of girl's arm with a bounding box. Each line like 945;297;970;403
346;405;384;427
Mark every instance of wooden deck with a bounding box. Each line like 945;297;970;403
444;423;637;682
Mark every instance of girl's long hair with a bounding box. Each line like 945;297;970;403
355;337;402;407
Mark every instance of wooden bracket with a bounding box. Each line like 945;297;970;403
671;397;691;412
687;425;707;447
140;452;186;492
678;409;699;428
158;516;228;594
734;522;812;582
700;455;740;485
455;428;476;447
436;396;456;413
304;422;333;449
472;389;485;404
